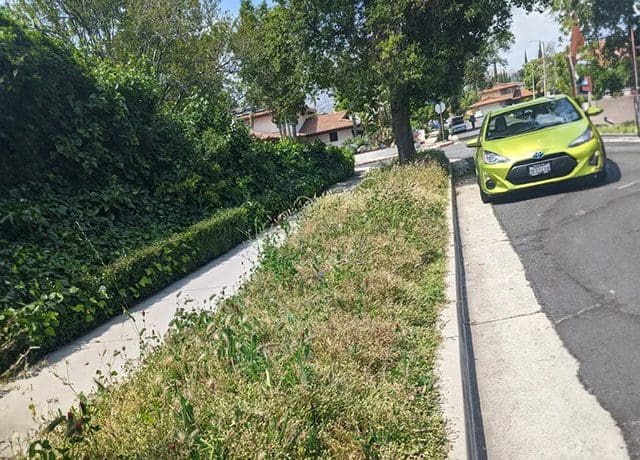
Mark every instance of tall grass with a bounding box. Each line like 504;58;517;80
32;163;450;459
596;121;636;134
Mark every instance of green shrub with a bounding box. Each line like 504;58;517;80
416;149;449;170
0;14;355;374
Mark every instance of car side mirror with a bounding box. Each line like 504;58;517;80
466;137;480;148
586;106;604;117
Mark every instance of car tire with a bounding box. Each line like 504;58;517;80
594;166;607;184
480;188;492;204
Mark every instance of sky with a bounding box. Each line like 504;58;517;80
503;8;566;72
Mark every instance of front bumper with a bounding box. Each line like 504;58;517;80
477;138;605;195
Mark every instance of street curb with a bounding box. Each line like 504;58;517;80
449;170;488;460
602;135;640;143
354;155;397;168
439;186;466;460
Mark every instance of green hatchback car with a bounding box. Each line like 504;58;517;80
466;95;606;203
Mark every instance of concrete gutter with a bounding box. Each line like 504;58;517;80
602;134;640;143
454;181;629;459
438;186;467;460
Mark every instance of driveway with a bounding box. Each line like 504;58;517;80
487;142;640;457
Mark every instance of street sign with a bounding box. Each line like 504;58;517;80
634;1;640;16
435;102;446;114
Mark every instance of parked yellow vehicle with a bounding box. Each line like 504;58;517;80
466;96;606;203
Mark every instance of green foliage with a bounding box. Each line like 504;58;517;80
464;39;513;91
285;0;543;163
416;149;450;170
459;90;481;113
10;0;233;106
0;16;354;374
578;43;631;98
29;164;450;458
232;1;307;127
550;0;638;38
596;121;637;134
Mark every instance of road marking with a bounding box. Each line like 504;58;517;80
618;180;640;190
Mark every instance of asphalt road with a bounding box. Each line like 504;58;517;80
487;142;640;458
443;138;475;160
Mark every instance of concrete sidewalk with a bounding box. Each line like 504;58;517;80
0;233;276;455
455;181;628;459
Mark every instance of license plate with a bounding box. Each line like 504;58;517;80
529;162;551;177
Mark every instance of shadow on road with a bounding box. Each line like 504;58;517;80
489;159;622;205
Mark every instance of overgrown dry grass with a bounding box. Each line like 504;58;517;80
595;121;636;134
31;163;451;459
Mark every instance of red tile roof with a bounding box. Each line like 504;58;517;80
250;130;281;140
470;86;533;110
481;82;521;95
299;110;354;136
238;110;273;121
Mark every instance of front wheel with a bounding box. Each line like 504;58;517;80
480;188;492;204
593;166;607;184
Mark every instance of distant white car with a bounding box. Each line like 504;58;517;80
449;116;467;134
474;110;484;119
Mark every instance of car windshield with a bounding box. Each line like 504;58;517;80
485;98;582;140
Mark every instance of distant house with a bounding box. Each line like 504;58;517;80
237;108;359;146
470;83;534;114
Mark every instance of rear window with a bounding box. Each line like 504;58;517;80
451;117;465;125
486;98;582;140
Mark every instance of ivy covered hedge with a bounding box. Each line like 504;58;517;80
0;14;354;373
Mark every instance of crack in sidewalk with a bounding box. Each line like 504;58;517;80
468;310;540;326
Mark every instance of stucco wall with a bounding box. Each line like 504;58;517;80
306;128;354;146
251;116;279;133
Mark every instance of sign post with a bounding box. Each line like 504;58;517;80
632;6;640;136
435;102;446;141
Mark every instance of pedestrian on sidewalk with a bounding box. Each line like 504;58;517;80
470;114;476;130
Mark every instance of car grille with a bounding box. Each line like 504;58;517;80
506;153;577;185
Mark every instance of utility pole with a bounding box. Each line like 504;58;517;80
631;23;640;137
542;42;548;96
531;65;536;99
530;41;547;96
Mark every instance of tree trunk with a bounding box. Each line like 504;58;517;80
390;92;416;164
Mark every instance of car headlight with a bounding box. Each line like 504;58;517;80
483;151;509;164
569;128;593;147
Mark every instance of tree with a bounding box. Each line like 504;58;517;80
115;0;233;105
10;0;234;106
232;1;308;136
464;39;511;92
11;0;125;57
282;0;540;163
550;0;638;39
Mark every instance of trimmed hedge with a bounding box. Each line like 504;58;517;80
103;207;252;307
0;144;353;374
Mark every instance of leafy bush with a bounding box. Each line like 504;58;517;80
0;14;354;373
342;134;373;153
416;149;449;170
31;163;450;458
436;128;450;142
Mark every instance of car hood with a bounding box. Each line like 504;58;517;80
483;119;590;161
